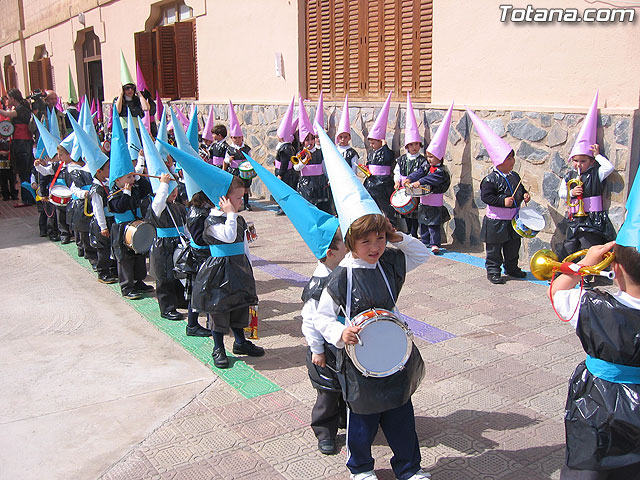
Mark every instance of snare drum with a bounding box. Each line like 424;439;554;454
0;120;14;137
238;161;256;180
49;185;72;206
345;309;413;377
512;206;545;238
390;189;418;215
124;220;156;254
246;221;258;243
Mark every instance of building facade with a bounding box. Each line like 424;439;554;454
1;0;638;253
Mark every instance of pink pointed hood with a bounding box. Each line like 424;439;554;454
297;93;313;143
466;108;513;167
368;91;393;141
175;107;190;130
426;101;454;160
336;94;351;140
313;91;324;134
228;100;243;137
155;90;164;119
569;91;599;160
202;106;216;142
276;96;295;142
136;61;148;92
404;92;421;147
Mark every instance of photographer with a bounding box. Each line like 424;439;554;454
0;88;34;207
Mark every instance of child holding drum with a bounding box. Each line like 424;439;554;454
467;108;530;285
404;102;454;254
314;127;431;480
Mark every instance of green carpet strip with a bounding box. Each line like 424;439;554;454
57;241;280;399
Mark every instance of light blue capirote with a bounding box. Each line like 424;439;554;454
168;107;201;200
155;110;169;160
186;104;199;152
139;120;177;194
67;112;109;177
109;101;135;189
127;107;142;161
32;115;60;159
79;95;99;146
47;107;61;141
315;122;382;238
244;152;339;260
616;168;640;250
157;139;233;207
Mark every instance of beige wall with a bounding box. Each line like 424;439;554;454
194;0;301;103
432;0;640;110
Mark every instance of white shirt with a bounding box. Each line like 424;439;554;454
301;262;333;354
337;145;359;174
203;207;251;262
151;182;169;217
558;154;614;199
313;233;430;348
91;178;109;230
552;288;640;328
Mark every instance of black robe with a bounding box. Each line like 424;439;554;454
396;154;424;220
191;214;258;313
107;185;144;261
89;182;114;249
325;249;424;415
275;142;299;190
480;170;527;244
227;144;252;188
67;168;94;232
564;290;640;471
364;145;397;223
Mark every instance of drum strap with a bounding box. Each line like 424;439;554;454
345;262;399;324
49;162;64;192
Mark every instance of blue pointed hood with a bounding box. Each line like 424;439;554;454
140;121;177;194
127;108;142;161
617;173;640;250
59;131;76;156
67;112;109;176
169;107;201;199
157;139;233;206
80;96;99;146
316;122;382;238
155;110;169;160
244;152;339;259
47;107;61;140
186;104;199;151
109;102;135;189
32;115;61;159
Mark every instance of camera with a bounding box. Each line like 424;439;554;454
27;89;45;101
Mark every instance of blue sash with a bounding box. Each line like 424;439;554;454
585;355;640;384
189;239;208;250
156;226;184;238
55;178;67;187
208;242;245;257
21;181;36;200
113;207;141;224
103;206;114;218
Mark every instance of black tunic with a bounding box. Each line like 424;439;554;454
146;200;187;286
364;145;397;222
89;182;114;249
396;154;424;221
340;147;359;170
408;161;452;226
209;140;228;167
107;185;144;261
297;148;329;205
275;142;298;190
67;168;94;232
302;275;342;393
564;290;640;471
480;170;527;244
564;165;616;243
226;144;252;188
191;214;258;313
324;249;424;415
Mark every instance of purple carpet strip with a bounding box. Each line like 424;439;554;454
249;254;455;344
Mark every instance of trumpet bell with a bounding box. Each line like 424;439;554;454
530;249;559;281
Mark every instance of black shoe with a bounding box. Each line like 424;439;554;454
61;237;72;245
232;340;265;357
49;235;60;242
91;264;98;272
134;282;154;292
487;274;505;285
318;439;336;455
98;274;118;284
39;231;48;237
123;291;143;300
186;325;212;337
275;208;285;216
506;269;527;278
77;249;84;257
161;310;185;321
212;347;229;368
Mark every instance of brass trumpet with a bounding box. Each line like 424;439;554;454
291;148;311;166
567;172;587;218
529;248;615;281
356;163;371;178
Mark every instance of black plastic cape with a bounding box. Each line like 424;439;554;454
565;290;640;471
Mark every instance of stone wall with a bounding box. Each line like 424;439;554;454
170;101;638;258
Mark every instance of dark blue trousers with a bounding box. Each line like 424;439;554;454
346;400;421;479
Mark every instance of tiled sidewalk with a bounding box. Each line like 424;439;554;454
95;201;578;480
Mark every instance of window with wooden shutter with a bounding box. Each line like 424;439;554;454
28;61;42;92
40;58;53;91
135;31;157;94
5;65;17;90
304;0;432;102
174;20;197;99
155;25;178;99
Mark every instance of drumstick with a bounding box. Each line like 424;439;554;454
512;178;523;196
